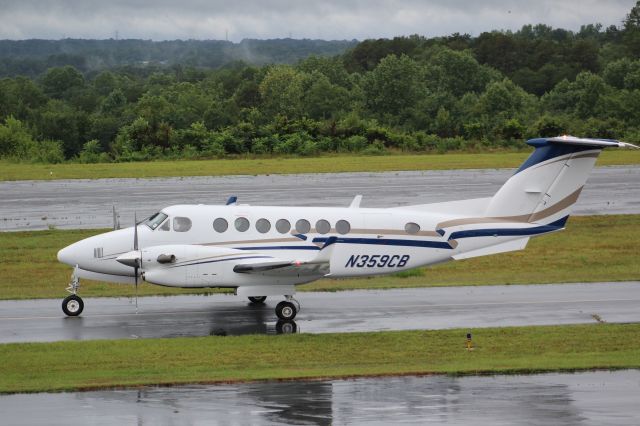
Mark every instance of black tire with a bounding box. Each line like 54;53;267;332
275;301;297;320
62;294;84;317
248;296;267;304
276;320;297;334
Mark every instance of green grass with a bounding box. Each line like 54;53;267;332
0;215;638;300
1;149;639;181
0;323;638;394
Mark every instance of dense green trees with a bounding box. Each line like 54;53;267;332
1;3;640;163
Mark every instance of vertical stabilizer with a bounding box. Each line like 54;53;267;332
485;136;638;224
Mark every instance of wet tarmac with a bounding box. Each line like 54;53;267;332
1;370;638;425
2;166;639;231
1;282;639;343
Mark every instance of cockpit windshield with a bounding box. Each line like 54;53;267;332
145;212;168;230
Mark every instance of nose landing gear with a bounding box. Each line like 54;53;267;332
62;265;84;317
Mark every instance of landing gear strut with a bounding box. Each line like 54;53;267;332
62;265;84;317
275;295;300;320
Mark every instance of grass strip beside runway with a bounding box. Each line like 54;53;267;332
1;149;638;181
0;323;638;394
0;215;638;300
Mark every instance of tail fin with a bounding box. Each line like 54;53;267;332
485;136;638;225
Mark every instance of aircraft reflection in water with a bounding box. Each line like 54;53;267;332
4;371;635;425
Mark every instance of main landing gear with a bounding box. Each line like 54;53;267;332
247;294;300;320
62;265;84;317
275;296;300;321
248;296;267;304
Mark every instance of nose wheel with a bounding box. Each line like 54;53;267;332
62;294;84;316
62;265;84;317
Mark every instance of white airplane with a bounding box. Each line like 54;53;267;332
57;136;638;321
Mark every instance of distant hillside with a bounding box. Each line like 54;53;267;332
0;38;358;77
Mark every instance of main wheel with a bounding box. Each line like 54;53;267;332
248;296;267;304
62;294;84;317
275;301;297;320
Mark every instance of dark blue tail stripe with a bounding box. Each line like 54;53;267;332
449;216;568;240
516;143;596;174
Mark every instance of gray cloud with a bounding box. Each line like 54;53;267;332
0;0;635;41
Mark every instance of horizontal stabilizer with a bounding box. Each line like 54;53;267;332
535;136;639;149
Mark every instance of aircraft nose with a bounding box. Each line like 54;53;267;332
57;243;79;266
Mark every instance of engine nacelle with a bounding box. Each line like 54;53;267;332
140;245;262;287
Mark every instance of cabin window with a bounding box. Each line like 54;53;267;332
213;218;228;233
173;217;192;232
315;219;330;234
235;217;250;232
276;219;291;234
336;219;350;235
145;212;168;230
159;218;170;231
405;222;420;234
295;219;311;234
256;218;271;233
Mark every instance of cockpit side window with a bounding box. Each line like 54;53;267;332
159;218;170;231
145;212;168;230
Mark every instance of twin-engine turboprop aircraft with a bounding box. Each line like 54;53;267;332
57;136;638;320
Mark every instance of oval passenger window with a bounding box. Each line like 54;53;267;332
335;219;350;235
256;218;271;233
213;218;228;232
315;219;331;234
295;219;311;234
276;219;291;234
405;222;420;234
235;217;250;232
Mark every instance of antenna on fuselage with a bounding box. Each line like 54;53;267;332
349;195;363;208
226;196;238;205
112;205;120;230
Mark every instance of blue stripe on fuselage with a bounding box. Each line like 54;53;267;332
312;237;452;249
234;245;320;251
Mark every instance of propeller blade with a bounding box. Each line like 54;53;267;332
134;263;139;311
133;212;139;312
134;212;139;251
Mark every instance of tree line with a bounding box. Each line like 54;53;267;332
1;2;640;164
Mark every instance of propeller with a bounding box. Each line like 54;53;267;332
133;212;140;312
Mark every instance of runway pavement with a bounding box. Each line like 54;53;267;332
1;370;638;425
1;281;639;343
1;165;639;231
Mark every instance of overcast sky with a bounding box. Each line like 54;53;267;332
0;0;635;41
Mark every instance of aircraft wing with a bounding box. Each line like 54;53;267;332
233;237;336;277
233;260;329;276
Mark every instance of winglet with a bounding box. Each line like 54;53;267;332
226;196;238;205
